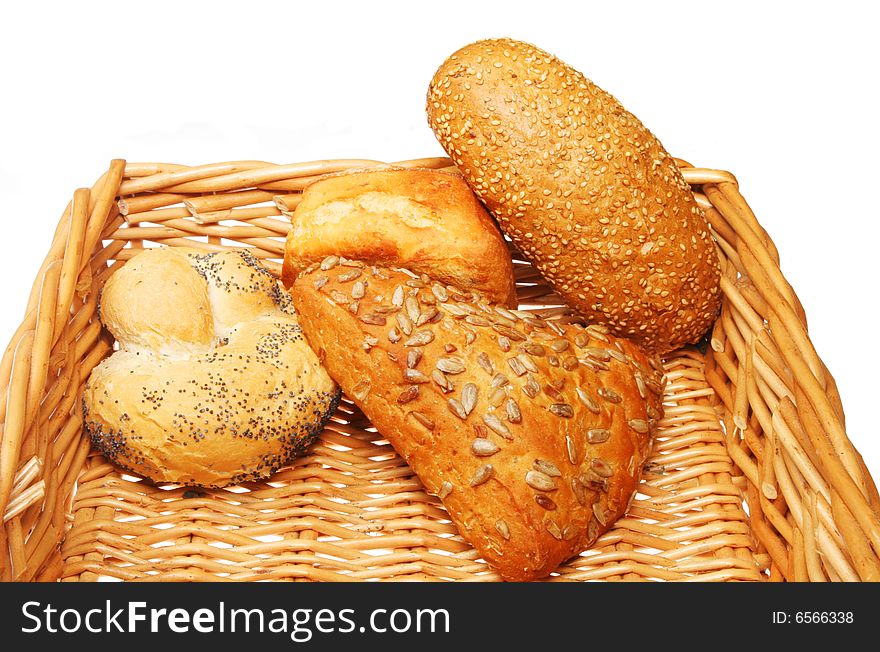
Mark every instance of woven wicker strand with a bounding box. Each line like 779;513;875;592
1;157;878;581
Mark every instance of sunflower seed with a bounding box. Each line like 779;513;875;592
587;518;600;542
566;436;580;465
348;301;360;314
562;356;579;371
635;374;647;399
495;519;511;540
396;312;413;336
403;368;430;384
470;464;494;486
391;284;405;307
482;413;512;439
362;335;378;350
533;459;561;477
404;330;434;346
497;336;511;352
587;428;611;444
461;383;478;415
411;411;435;431
571;477;589;506
545;520;563;540
442;303;468;317
351;379;371;401
492;324;526;341
647;405;663;420
586;324;610;339
490;373;509;389
313;275;329;290
373;304;400;314
437;481;453;499
543;384;563;401
320;255;339;270
516;353;538;373
547;321;565;336
431;284;449;302
419;290;437;305
448;398;467;420
562;524;578;541
646;379;664;396
397;386;420;404
597;387;622;403
576;388;601;413
471;438;499;457
582;358;610;372
330;289;348;304
535;494;557;511
444;343;457;353
608;348;627;363
549;338;570;353
507;356;527;377
406;348;422;369
504;398;522;424
628;418;649;434
494;306;518;321
547;355;560;367
465;315;490;327
487;386;506;407
549;403;574;419
574;332;590;348
522;343;545;357
416;307;438;327
338;268;361;282
428;370;450;394
404;296;420;323
406;278;426;288
359;313;387;326
525;470;556;492
472;424;489;438
586;347;611;362
523;374;541;399
591;458;613;478
387;327;401;343
464;330;476;345
436;356;466;374
592;502;608;526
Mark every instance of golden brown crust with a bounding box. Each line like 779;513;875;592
282;167;517;306
291;263;664;581
83;248;340;488
426;38;722;354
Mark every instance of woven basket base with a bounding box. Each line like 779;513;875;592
61;348;765;582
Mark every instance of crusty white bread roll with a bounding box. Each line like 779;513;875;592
83;247;340;487
291;262;664;581
281;167;517;306
427;38;722;354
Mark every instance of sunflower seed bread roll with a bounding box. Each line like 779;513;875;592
426;38;722;354
282;167;517;306
291;261;664;581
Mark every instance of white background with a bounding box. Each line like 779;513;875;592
1;1;877;481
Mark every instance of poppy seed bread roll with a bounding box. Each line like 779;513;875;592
427;38;722;354
83;247;340;487
291;262;664;581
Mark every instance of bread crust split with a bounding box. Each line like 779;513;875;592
83;247;340;488
282;167;517;307
291;262;665;581
427;37;722;354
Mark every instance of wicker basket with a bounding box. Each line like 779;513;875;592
2;156;879;582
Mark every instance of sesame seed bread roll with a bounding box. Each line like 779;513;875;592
281;167;517;306
291;262;664;581
426;38;722;354
83;247;340;488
